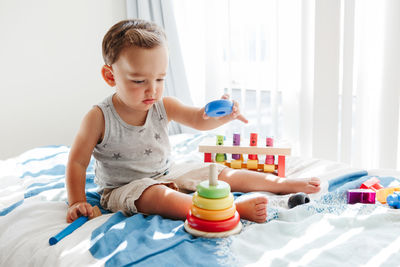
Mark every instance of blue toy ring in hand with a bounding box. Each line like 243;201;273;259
205;99;234;117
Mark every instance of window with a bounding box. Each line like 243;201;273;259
173;0;301;147
173;0;400;169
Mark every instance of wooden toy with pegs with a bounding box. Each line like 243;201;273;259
200;133;291;177
184;164;242;238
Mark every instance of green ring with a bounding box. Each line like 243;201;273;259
196;180;230;199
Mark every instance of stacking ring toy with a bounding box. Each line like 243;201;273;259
205;99;233;117
197;180;230;199
192;192;234;210
191;204;236;221
184;220;242;238
186;209;240;232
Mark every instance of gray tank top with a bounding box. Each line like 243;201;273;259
93;94;172;189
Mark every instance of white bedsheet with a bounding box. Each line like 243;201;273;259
1;134;400;266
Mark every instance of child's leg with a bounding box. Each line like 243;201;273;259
218;168;320;195
135;184;192;220
217;168;320;223
134;184;268;223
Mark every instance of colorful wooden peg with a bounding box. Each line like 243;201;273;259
265;137;275;165
232;133;241;160
248;133;258;160
204;153;212;163
215;135;227;162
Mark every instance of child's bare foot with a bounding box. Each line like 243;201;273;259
235;195;268;223
277;177;321;194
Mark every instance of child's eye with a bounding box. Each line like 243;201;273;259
132;80;145;84
156;78;165;82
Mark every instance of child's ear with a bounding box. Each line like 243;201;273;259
101;65;116;86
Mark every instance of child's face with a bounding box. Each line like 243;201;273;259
111;45;168;111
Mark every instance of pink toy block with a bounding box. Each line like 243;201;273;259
347;189;376;204
360;177;383;191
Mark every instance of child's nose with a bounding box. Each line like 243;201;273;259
146;82;156;95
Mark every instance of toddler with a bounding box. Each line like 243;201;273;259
66;19;320;224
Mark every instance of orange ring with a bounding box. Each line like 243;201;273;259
191;204;236;221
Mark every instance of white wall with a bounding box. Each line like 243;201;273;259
0;0;127;159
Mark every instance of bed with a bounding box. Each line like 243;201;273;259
1;133;400;266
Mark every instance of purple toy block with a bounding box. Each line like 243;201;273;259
347;189;376;204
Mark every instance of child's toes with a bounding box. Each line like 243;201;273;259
255;214;267;223
309;177;321;186
255;196;268;205
309;184;321;193
256;209;266;216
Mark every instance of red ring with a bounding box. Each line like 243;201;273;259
186;209;240;232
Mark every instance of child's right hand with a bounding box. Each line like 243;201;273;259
66;201;94;223
202;94;248;124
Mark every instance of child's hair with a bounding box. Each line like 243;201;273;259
102;19;167;65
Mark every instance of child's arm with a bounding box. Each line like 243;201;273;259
65;107;104;223
163;94;248;130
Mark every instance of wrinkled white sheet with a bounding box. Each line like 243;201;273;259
1;134;399;266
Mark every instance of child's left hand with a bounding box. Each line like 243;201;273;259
203;94;248;124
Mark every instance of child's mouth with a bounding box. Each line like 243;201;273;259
143;99;155;105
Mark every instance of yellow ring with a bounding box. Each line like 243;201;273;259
192;192;234;210
191;204;236;221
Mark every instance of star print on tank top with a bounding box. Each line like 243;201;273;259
92;94;172;189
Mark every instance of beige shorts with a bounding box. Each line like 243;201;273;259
100;162;227;216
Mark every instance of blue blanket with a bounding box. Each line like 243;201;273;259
1;144;399;266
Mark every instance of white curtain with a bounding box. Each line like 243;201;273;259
308;0;400;169
173;0;400;170
126;0;193;134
